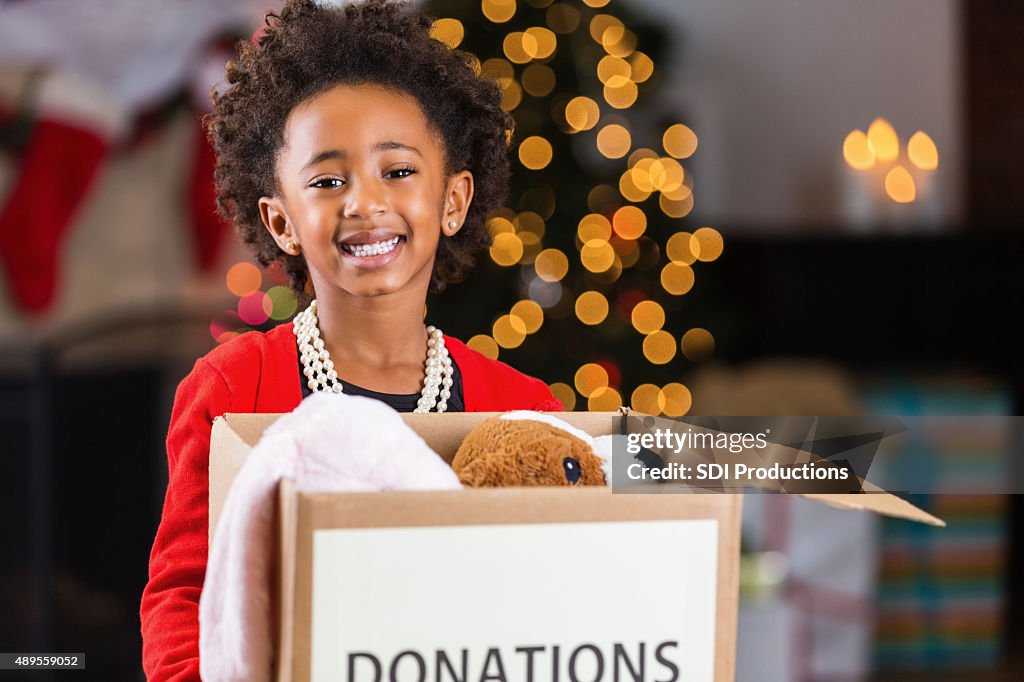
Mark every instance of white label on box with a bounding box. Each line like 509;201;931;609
311;520;718;682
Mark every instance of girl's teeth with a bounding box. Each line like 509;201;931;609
346;236;400;257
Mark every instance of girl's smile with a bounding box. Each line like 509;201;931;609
259;83;473;301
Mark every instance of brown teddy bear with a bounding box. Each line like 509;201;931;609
451;411;611;487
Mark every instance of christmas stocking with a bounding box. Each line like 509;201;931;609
186;43;237;275
0;71;126;315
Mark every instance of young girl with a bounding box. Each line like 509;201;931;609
140;1;562;678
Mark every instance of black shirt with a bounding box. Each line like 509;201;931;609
297;345;465;412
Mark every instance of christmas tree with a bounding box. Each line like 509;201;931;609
424;0;723;415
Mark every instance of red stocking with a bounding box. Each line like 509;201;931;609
0;118;109;314
186;119;232;273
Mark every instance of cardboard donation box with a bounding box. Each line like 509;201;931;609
208;411;941;682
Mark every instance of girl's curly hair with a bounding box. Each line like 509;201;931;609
208;0;513;297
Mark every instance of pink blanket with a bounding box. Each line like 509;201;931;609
198;392;461;682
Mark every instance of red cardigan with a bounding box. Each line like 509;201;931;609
140;323;562;681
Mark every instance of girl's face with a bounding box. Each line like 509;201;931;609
260;84;472;301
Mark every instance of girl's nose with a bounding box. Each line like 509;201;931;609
342;177;387;219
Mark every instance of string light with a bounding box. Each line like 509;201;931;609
603;79;638;108
574;363;609;397
692;227;724;262
546;4;580;34
660;383;692;417
511;299;545;334
885;166;916;203
619;169;652;202
597;55;631;84
681;328;715;362
490;232;524;265
630;300;665;334
660;262;695;295
519;136;553;169
908;131;939;170
596;123;631;158
493;314;527;348
643;330;676;364
663;124;698;159
226;262;261;297
843;130;875;170
524;27;557;59
666;232;698;264
867;118;899;162
523;63;556;97
588;386;622;411
577;213;612;243
575;290;609;325
612;205;646;239
467;334;500;360
534;248;569;282
430;18;465;48
482;0;516;24
628;51;654;83
580;239;616;272
631;383;663;415
565;96;601;131
549;382;577;410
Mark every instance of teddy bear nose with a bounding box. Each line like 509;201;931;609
562;456;581;483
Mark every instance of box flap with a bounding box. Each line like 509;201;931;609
619;409;945;526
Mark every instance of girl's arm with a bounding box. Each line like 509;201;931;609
140;358;230;681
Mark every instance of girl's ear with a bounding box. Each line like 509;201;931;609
442;170;474;237
259;195;301;255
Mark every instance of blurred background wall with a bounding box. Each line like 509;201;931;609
0;1;1021;681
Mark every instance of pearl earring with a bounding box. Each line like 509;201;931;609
286;241;298;253
447;220;458;230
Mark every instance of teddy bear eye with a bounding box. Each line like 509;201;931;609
562;456;581;483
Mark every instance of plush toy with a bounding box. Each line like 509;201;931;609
452;410;613;487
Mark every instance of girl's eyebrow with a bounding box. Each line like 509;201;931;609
301;141;422;171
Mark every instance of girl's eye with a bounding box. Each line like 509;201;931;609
386;167;416;179
310;178;344;189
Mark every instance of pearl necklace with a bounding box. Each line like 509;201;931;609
292;299;454;413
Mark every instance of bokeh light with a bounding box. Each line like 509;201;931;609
534;248;569;282
498;77;522;111
578;213;612;242
660;383;692;417
843;130;875;170
867;118;899;162
487;216;515;236
631;383;663;415
603;79;638;109
612;205;646;239
493;314;527;348
226;262;261;297
490;232;524;265
908;131;939;170
511;299;544;334
666;232;698;264
580;239;616;272
643;330;676;364
430;18;464;48
596;123;631;158
267;285;298;321
660;192;694;218
588;386;622;411
549;382;577;410
482;0;517;24
663;124;698;159
524;26;557;59
681;327;715;362
574;363;609;398
467;334;500;360
503;32;534;63
523;63;556;97
565;96;601;131
660;262;695;295
597;55;631;84
885;165;916;203
575;290;609;325
692;227;724;262
519;136;553;169
481;57;514;80
629;51;654;82
546;4;580;34
630;299;665;334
